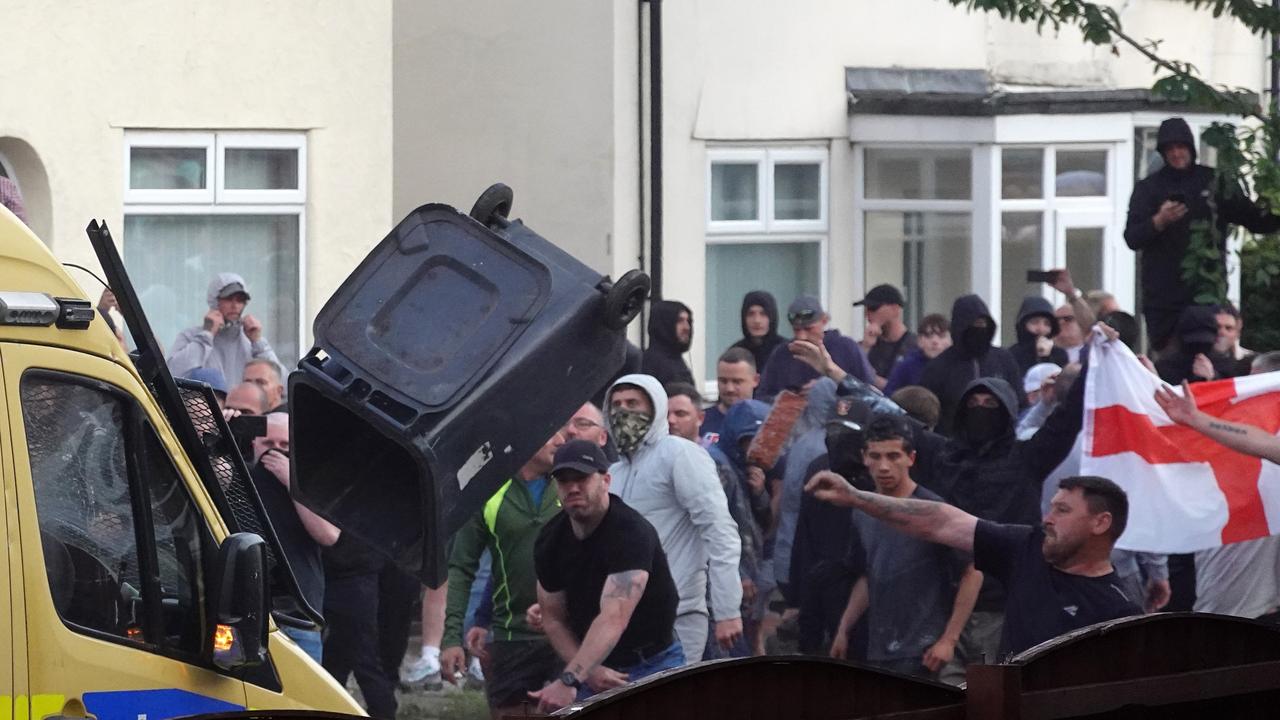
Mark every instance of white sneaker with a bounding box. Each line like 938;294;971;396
400;651;442;689
465;656;485;689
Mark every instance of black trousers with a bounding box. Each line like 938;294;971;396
322;559;419;719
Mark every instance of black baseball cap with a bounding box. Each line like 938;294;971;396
854;284;906;309
551;439;611;479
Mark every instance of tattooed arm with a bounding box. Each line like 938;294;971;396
805;471;978;553
557;570;651;686
1155;380;1280;463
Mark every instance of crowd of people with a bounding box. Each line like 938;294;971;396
149;115;1280;718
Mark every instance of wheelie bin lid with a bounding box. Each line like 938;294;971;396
310;204;551;413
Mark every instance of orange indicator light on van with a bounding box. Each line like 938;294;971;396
213;624;236;652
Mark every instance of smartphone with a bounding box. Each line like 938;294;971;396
1168;192;1187;204
1026;269;1059;283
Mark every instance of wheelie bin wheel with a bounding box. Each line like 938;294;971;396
470;183;514;227
603;269;650;330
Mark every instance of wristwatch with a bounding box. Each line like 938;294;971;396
560;671;584;689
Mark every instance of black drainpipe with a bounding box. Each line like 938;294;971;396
644;0;663;302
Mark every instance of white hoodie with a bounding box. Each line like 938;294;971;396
166;272;282;387
605;374;742;620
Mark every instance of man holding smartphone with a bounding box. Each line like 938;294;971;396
1124;117;1280;352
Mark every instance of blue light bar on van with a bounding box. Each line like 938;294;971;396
0;292;59;326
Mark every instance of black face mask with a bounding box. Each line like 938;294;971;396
962;406;1008;445
961;326;993;357
825;421;865;479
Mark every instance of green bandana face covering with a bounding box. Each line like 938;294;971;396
609;405;653;455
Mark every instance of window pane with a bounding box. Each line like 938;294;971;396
1002;149;1043;199
226;148;299;190
1065;226;1105;300
21;376;146;643
142;423;211;654
865;211;970;330
704;242;821;378
710;162;759;222
774;163;821;221
1001;212;1045;346
1134;127;1163;181
130;147;207;190
1055;150;1107;197
865;148;971;200
124;215;301;370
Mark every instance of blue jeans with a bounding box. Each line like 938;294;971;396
576;642;685;701
281;626;323;664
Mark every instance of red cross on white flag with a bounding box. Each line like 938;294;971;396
1081;333;1280;553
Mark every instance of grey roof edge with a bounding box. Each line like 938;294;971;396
845;67;1258;116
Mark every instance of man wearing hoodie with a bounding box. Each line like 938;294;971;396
1125;117;1280;351
167;273;282;387
730;290;786;375
642;300;695;387
605;374;743;663
757;296;875;401
1009;296;1068;375
917;295;1023;436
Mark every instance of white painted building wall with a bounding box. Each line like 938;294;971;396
1;0;392;359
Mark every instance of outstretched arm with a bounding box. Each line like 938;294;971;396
805;471;977;553
1155;380;1280;463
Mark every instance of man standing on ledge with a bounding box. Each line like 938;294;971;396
1124;117;1280;352
529;440;682;713
806;472;1140;659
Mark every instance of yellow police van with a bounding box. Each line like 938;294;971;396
0;206;361;718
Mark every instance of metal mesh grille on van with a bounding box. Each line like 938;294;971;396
172;380;283;574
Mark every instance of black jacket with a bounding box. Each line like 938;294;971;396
642;300;694;386
730;290;786;374
918;294;1024;435
1124;118;1280;345
1008;296;1069;375
839;373;1085;612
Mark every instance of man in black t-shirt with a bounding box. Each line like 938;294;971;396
530;440;682;713
807;471;1140;660
855;284;917;389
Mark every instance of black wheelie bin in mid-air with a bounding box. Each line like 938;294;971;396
289;184;648;585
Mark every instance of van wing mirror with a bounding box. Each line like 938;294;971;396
208;532;269;670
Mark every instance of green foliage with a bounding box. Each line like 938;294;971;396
1240;235;1280;351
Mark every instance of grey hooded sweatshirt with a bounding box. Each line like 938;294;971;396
605;374;743;621
166;272;281;387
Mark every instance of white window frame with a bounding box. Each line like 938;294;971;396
995;143;1117;323
853;143;978;331
123;131;216;205
123;130;308;359
704;145;830;397
707;147;828;234
215;132;307;204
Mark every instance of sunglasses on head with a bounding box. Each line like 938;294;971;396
788;311;819;326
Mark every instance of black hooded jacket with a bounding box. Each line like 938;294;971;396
730;290;786;373
918;295;1024;435
1008;296;1069;375
642;300;695;386
1125;118;1280;346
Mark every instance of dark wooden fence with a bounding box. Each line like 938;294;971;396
503;613;1280;719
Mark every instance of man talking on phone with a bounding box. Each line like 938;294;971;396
1124;117;1280;352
